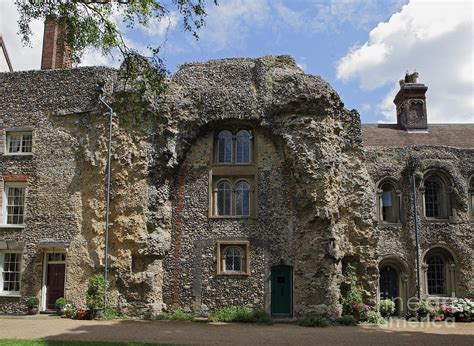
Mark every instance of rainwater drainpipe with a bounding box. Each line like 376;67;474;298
97;83;114;311
412;172;421;301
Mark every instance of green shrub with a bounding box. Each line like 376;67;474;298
160;308;195;321
208;305;271;324
55;297;66;309
297;315;329;328
209;305;253;322
100;308;126;320
340;264;364;320
379;299;396;317
366;310;386;324
466;288;474;299
86;274;106;312
250;309;272;324
337;315;357;326
25;296;39;308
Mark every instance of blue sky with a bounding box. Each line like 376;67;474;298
1;0;472;123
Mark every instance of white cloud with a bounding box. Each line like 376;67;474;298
195;0;270;52
336;0;474;123
0;1;43;71
141;12;179;38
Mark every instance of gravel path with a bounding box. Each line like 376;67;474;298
0;316;473;345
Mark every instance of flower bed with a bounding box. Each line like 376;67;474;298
417;298;473;322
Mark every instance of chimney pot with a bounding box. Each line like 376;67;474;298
393;71;428;131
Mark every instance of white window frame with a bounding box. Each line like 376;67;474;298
3;182;27;226
0;251;22;297
5;131;33;155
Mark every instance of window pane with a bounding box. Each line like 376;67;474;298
217;131;232;163
225;247;242;272
236;130;250;163
425;180;441;218
236;182;250;216
217;182;231;216
427;255;444;295
21;135;32;153
2;253;21;293
6;187;26;224
8;135;21;153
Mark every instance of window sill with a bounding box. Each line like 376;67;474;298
2;153;34;157
0;224;25;230
422;218;453;224
209;216;256;220
0;293;21;298
217;272;250;277
378;222;402;228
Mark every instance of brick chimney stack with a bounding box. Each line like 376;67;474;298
393;71;428;131
41;16;72;70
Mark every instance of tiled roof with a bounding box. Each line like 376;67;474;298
362;124;474;149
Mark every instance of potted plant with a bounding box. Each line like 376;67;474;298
64;304;75;318
55;297;66;316
415;299;432;321
26;296;39;315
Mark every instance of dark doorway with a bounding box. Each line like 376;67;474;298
379;265;399;313
271;265;292;316
46;263;65;310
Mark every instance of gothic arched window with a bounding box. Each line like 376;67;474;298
235;181;250;216
379;181;400;223
423;173;452;219
425;180;441;218
217;181;232;216
427;254;445;295
217;130;233;163
236;130;251;163
423;247;456;297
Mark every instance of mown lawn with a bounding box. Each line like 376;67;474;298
0;341;181;346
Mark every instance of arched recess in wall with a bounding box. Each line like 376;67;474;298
378;256;409;316
376;177;401;224
421;245;457;297
420;169;454;220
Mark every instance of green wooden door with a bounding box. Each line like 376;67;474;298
271;266;292;316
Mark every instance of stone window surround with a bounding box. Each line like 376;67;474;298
0;250;23;297
421;246;457;298
213;128;254;165
419;171;455;223
376;178;402;226
216;240;250;276
1;181;27;228
211;177;255;218
209;126;258;219
2;127;34;156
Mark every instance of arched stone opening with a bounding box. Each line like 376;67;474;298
378;256;409;316
376;177;402;224
421;246;457;298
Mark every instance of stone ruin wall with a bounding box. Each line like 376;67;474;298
0;56;378;317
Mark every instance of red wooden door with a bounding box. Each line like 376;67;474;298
46;263;65;310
